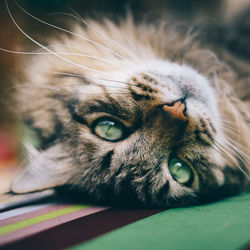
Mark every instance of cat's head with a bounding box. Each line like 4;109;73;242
11;19;249;207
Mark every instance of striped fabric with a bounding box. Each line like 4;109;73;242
1;190;250;250
0;190;160;249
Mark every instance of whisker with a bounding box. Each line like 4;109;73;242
4;92;131;109
213;117;238;129
214;118;250;157
0;47;117;66
216;120;241;132
223;136;250;156
225;134;250;151
212;118;235;127
212;140;249;179
6;82;131;95
215;138;249;161
211;144;233;164
214;140;249;175
48;12;139;61
57;3;83;20
211;116;242;134
15;1;133;65
211;144;247;179
4;94;91;112
49;71;138;87
217;124;241;138
212;115;240;126
5;1;110;75
213;139;240;161
71;84;130;90
5;83;65;93
123;34;143;59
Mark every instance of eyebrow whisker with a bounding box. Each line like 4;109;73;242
49;71;138;87
14;1;133;65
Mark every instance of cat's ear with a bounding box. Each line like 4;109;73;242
11;144;71;193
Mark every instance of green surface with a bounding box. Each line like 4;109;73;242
71;192;250;250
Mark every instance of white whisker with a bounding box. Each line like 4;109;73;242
216;138;249;161
7;81;130;94
123;34;143;59
217;121;241;132
6;83;65;93
49;71;138;87
48;12;139;61
224;136;250;156
212;115;240;127
58;3;83;20
71;84;130;90
0;47;117;66
5;1;111;75
15;2;133;65
217;123;241;137
213;140;249;179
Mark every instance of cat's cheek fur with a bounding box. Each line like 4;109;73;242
11;144;73;193
211;168;225;186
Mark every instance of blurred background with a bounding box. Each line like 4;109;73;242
0;0;249;193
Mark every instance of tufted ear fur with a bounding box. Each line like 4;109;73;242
11;144;72;193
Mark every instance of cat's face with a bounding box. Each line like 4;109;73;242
11;18;249;207
12;58;247;207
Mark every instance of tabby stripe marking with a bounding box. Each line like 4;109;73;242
194;128;213;146
101;150;114;169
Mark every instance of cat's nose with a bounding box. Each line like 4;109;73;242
162;101;187;122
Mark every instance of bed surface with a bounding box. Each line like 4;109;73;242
0;190;249;250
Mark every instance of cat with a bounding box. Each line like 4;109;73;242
9;7;250;207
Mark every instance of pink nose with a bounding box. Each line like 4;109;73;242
162;101;187;122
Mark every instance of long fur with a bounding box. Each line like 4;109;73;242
9;9;250;207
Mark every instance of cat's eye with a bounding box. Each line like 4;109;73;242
93;118;126;141
169;158;193;185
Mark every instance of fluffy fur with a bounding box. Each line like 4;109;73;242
11;14;250;207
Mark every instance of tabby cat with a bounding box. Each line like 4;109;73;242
9;7;250;207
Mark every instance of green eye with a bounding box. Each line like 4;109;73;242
169;158;192;185
93;119;125;141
